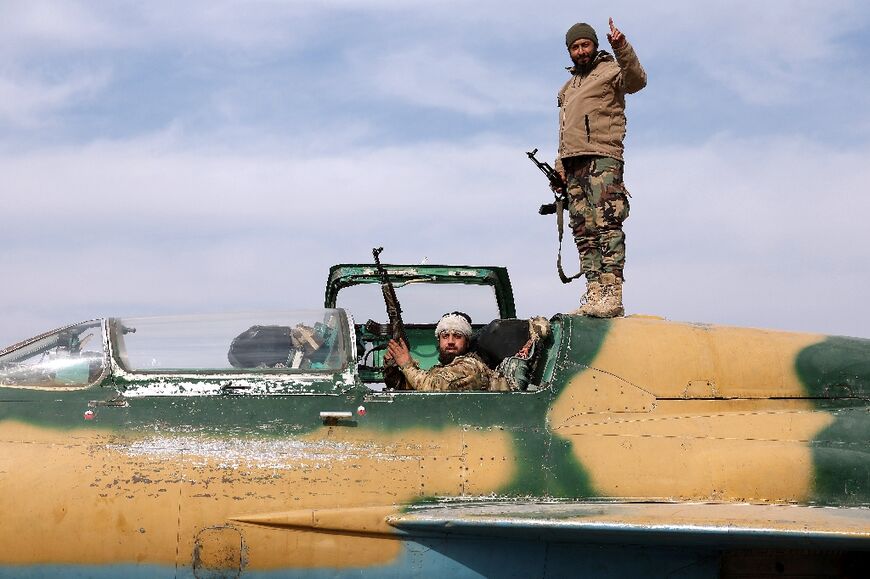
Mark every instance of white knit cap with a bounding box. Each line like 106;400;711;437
435;313;472;338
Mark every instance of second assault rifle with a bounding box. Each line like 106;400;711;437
526;148;567;215
526;148;582;284
366;247;410;389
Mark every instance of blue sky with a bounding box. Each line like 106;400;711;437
2;0;869;347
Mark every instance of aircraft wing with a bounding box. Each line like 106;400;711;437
387;501;870;551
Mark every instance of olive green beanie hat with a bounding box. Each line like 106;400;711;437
566;22;598;48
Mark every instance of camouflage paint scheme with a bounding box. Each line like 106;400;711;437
0;263;867;578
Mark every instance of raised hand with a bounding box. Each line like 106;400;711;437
607;17;625;48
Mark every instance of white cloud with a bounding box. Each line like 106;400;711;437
621;134;870;336
630;135;869;260
0;0;119;54
0;68;111;127
2;1;866;136
358;47;549;116
2;133;869;348
0;136;511;227
1;1;862;62
631;0;862;105
1;0;869;348
0;0;452;58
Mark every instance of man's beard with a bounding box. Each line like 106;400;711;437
438;350;459;365
572;52;595;71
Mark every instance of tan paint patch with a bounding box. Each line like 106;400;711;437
0;421;182;565
0;420;514;570
229;505;400;535
556;318;825;408
548;319;833;502
175;426;514;570
552;399;835;501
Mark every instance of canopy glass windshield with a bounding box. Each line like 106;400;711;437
336;283;500;327
0;319;107;389
111;310;350;373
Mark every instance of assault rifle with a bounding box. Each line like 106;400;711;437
525;148;582;284
526;148;568;215
367;247;409;389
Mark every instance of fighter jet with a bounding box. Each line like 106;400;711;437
0;258;867;578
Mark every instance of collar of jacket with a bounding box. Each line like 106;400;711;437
566;50;614;75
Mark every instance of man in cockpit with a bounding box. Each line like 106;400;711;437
386;312;508;392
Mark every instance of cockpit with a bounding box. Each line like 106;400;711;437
107;310;351;374
0;319;107;389
0;310;354;391
0;262;549;394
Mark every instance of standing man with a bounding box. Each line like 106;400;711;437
556;18;646;317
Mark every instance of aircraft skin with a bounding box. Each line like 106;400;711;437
0;263;868;578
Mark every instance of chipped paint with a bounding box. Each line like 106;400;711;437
109;435;412;470
114;366;357;397
0;418;516;569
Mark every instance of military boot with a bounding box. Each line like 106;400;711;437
571;279;603;316
589;273;624;318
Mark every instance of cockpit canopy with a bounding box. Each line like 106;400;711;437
0;309;353;390
109;309;351;374
0;319;106;389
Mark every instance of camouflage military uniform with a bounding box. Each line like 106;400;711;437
564;156;630;280
399;352;509;392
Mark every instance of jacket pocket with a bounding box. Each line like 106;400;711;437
584;115;591;143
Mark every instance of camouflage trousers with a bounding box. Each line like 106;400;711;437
563;155;630;282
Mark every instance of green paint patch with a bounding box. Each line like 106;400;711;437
549;316;611;396
811;407;870;505
796;337;870;506
496;315;610;498
796;336;870;399
496;427;594;498
0;384;109;431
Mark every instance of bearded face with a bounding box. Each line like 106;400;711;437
437;331;469;364
569;37;597;68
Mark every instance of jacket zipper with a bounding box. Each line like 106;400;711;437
584;115;591;142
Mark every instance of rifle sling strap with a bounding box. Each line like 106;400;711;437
555;197;583;284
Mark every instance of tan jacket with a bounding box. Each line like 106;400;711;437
556;40;646;170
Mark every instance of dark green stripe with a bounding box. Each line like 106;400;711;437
796;336;870;505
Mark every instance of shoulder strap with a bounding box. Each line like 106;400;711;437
555;197;583;284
